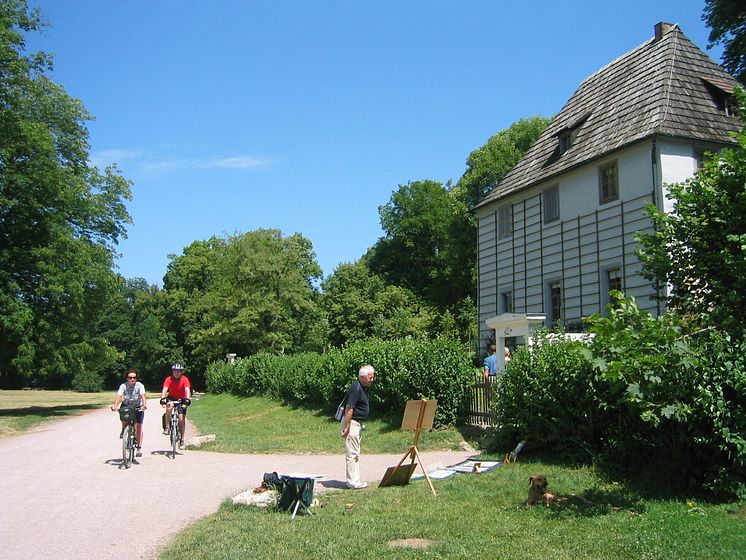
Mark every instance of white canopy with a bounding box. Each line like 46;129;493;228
484;313;546;371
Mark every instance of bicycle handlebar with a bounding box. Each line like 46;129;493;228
160;398;191;406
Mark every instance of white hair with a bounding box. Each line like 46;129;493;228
358;364;375;378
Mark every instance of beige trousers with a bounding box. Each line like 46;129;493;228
344;419;362;486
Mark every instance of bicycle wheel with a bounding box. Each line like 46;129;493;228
128;427;137;465
122;424;133;468
170;414;178;458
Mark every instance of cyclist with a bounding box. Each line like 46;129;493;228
160;363;191;449
111;369;147;457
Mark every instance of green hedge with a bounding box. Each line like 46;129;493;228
491;297;746;500
205;337;475;426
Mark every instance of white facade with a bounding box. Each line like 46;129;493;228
476;136;704;348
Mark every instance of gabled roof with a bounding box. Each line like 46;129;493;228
475;23;741;209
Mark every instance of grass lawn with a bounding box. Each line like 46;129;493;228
159;459;745;560
187;393;479;454
157;393;746;559
0;389;112;438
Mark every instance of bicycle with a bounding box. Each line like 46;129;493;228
161;398;190;459
117;404;143;469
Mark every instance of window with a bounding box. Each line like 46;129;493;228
501;291;513;314
607;268;622;293
606;268;622;307
498;204;512;240
599;162;618;203
724;95;734;117
693;148;707;171
701;77;735;117
559;131;573;154
543;186;559;223
549;281;562;324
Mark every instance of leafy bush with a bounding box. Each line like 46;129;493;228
71;370;104;392
491;332;598;461
205;337;475;427
491;296;745;499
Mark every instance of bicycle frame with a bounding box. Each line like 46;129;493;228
119;407;141;469
165;400;184;459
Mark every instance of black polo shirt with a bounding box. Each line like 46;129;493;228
345;380;369;421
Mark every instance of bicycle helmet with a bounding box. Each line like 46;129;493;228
171;362;184;371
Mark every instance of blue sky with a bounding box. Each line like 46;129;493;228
28;1;723;286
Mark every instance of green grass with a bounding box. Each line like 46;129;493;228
158;459;745;559
187;393;478;454
0;389;112;438
165;393;745;559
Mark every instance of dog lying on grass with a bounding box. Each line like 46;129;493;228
527;475;550;505
527;475;595;507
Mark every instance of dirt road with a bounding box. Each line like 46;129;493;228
0;406;474;559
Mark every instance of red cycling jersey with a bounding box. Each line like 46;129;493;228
163;374;191;400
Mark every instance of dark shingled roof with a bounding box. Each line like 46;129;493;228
475;24;741;209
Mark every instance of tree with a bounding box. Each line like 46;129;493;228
366;118;549;324
0;1;132;387
637;87;746;337
367;180;468;308
454;116;551;208
703;0;746;84
163;229;324;381
321;261;433;346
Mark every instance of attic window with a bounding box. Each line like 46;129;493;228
701;76;735;117
555;114;589;156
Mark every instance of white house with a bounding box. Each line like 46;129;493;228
474;22;740;349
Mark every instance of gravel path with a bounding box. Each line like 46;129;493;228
0;406;475;559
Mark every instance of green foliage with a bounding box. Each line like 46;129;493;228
703;0;746;84
71;370;104;392
206;337;475;427
367;179;472;309
492;296;745;498
162;229;324;386
637;87;746;338
0;1;132;388
320;261;431;346
492;332;599;461
454;115;552;208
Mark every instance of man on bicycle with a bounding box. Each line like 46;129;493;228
112;369;147;457
160;363;191;449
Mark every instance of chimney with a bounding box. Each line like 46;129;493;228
654;22;675;41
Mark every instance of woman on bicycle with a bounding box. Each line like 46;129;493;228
111;369;148;457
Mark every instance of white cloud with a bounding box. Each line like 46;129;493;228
90;148;143;168
90;149;273;174
205;156;271;169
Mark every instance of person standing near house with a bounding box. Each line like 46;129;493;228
483;345;498;378
340;364;375;490
160;363;191;449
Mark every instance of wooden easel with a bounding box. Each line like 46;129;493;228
379;399;438;496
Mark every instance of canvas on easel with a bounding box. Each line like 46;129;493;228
378;399;438;496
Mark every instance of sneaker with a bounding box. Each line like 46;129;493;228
163;429;169;435
179;440;185;450
347;482;368;490
136;448;142;457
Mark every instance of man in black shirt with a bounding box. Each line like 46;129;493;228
340;364;375;489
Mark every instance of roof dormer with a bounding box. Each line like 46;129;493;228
701;76;736;117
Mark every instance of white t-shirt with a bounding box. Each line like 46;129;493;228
117;382;145;407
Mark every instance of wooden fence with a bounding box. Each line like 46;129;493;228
465;374;497;427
